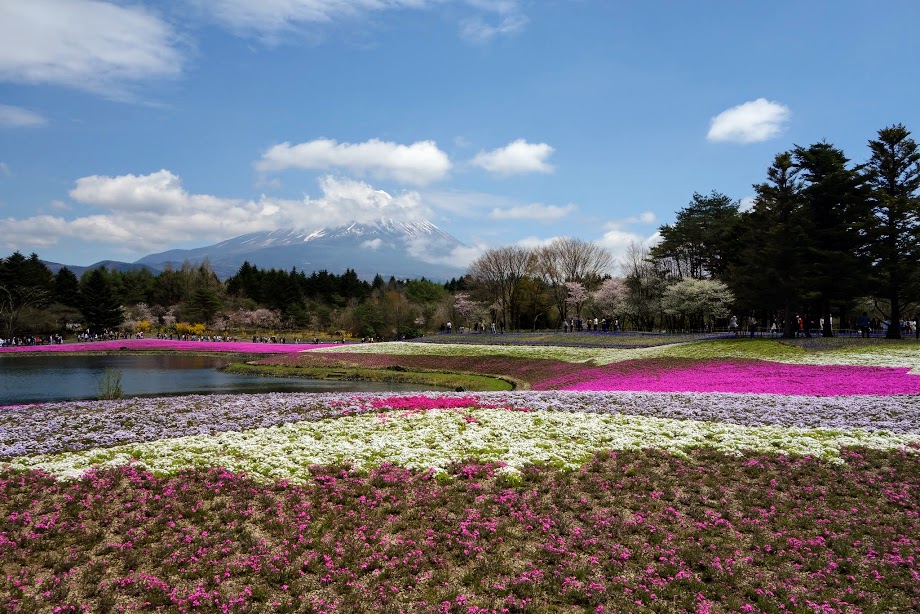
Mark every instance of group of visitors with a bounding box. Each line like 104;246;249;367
562;317;620;333
0;335;64;347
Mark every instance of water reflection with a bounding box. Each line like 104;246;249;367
0;354;437;404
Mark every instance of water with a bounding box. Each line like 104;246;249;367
0;354;439;404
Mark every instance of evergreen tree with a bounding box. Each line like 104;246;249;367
864;124;920;338
54;267;81;308
79;268;124;332
731;152;808;337
651;192;743;280
794;142;870;336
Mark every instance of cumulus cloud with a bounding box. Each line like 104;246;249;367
256;138;451;185
596;228;661;273
739;196;756;212
0;0;183;97
471;139;555;176
488;203;576;222
0;104;47;127
707;98;791;144
0;171;430;255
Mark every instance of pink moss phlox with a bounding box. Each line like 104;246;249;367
536;358;920;396
0;339;335;354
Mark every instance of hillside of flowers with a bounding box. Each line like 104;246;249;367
2;336;920;611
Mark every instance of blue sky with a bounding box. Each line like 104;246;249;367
1;0;919;270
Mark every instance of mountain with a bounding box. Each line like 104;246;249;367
134;219;469;280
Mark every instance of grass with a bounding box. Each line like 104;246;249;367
221;361;515;391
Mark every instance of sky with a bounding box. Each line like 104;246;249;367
1;0;920;271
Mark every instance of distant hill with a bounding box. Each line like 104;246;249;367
42;260;160;277
133;219;469;280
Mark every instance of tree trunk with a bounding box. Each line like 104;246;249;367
888;283;902;339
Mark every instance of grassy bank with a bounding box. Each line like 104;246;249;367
221;361;515;391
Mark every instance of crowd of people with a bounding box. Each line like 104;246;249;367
0;334;64;347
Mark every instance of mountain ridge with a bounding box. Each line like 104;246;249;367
133;219;468;280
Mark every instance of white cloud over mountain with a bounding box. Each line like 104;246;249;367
707;98;791;144
257;138;452;185
0;171;430;254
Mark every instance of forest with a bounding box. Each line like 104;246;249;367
2;124;919;341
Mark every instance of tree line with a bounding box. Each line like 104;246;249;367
464;124;920;339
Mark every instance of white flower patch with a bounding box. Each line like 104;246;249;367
9;408;919;483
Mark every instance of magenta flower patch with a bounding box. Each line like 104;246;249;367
536;358;920;396
0;338;331;354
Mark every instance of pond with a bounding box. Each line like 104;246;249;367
0;354;440;405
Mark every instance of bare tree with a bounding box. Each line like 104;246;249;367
468;246;534;331
619;242;667;331
535;237;613;326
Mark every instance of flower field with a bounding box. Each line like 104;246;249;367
0;339;330;355
2;337;920;612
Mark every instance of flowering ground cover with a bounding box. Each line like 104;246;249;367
0;339;330;355
534;358;920;396
414;331;722;349
3;338;920;611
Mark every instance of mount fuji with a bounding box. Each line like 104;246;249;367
134;219;470;280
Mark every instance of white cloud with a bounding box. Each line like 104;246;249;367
256;138;451;185
0;171;430;255
471;139;555;176
707;98;791;144
406;239;483;269
0;104;47;127
360;238;383;250
192;0;434;35
0;162;10;177
514;235;562;249
597;228;661;273
421;189;519;219
489;203;576;222
459;0;527;43
0;0;183;97
193;0;527;43
739;196;756;212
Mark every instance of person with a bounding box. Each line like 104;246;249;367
748;315;757;338
857;312;870;338
562;319;569;333
728;315;739;336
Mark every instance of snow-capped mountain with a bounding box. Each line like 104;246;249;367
134;219;469;280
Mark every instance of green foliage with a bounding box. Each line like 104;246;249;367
78;268;124;332
53;267;81;308
660;278;734;330
97;368;124;400
0;252;54;337
651;191;743;280
864;124;920;338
